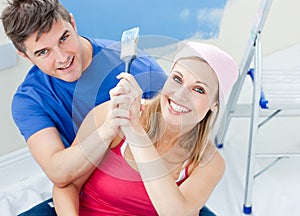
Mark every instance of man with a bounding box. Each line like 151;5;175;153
1;0;166;215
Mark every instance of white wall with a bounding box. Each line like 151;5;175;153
188;0;300;71
0;1;32;156
192;0;300;63
0;56;31;156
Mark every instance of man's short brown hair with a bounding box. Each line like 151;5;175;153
1;0;71;53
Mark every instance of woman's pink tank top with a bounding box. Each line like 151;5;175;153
79;139;189;215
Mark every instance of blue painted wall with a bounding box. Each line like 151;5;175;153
60;0;226;41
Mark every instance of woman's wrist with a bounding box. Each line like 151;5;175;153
97;124;116;147
122;125;153;148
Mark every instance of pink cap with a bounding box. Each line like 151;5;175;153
173;41;238;100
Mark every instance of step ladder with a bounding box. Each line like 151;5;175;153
215;0;300;214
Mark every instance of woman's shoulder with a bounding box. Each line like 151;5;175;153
199;141;225;169
189;141;225;183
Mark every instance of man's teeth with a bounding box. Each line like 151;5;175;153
61;60;72;69
170;100;189;113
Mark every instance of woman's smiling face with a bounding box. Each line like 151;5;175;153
160;58;219;130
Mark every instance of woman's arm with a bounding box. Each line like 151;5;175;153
115;73;225;216
122;124;225;216
130;138;224;216
52;83;134;215
52;183;81;216
52;168;94;216
51;101;112;215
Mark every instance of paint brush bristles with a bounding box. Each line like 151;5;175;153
120;27;140;73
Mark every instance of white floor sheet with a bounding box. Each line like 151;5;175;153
1;116;299;216
207;117;300;216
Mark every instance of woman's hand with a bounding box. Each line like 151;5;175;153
109;72;143;133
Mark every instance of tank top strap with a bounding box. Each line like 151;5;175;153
120;139;128;156
113;138;190;185
111;137;127;156
176;160;191;184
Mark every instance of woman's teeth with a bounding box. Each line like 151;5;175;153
170;100;189;113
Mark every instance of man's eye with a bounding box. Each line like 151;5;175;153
61;34;69;42
38;49;48;56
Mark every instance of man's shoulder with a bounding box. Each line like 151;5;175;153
93;38;119;47
17;65;49;91
86;37;120;55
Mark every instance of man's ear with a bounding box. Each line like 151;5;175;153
16;50;34;64
70;13;77;33
210;101;219;112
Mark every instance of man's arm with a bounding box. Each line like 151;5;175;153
27;101;115;187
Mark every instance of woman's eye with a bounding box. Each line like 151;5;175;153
194;87;205;94
173;76;182;84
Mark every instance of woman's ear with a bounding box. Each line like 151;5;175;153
210;101;219;112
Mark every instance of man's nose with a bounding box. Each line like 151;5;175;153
54;48;68;63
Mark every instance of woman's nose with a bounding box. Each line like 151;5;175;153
174;85;190;99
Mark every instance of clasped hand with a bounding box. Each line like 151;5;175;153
108;72;143;133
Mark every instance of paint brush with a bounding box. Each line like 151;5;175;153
119;27;143;129
120;27;140;73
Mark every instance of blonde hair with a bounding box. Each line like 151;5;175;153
143;95;219;172
142;56;220;171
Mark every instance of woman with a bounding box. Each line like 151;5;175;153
53;41;238;215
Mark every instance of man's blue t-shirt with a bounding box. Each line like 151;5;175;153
12;37;167;148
